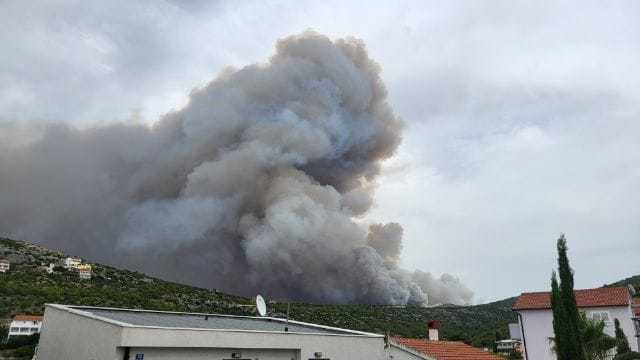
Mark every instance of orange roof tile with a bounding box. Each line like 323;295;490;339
13;315;43;322
513;287;630;310
633;298;640;316
394;337;501;360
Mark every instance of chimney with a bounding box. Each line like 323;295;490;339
427;320;440;341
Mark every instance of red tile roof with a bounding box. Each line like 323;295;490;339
13;315;43;322
633;298;640;316
513;287;630;310
394;337;501;360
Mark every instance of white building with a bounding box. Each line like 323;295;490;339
633;298;640;348
0;259;9;273
513;287;638;360
77;264;92;279
7;315;43;339
63;257;82;269
45;263;55;274
495;339;521;356
36;304;423;360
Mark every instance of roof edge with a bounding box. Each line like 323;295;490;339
44;304;382;338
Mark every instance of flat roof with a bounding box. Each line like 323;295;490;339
48;305;380;337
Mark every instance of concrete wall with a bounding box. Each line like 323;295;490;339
36;305;124;360
121;327;385;360
519;305;638;360
127;348;298;360
36;305;393;360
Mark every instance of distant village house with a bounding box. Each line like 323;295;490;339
513;287;639;360
7;315;43;339
0;258;9;273
77;264;92;279
63;257;82;269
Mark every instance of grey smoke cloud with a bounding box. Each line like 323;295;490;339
0;32;472;305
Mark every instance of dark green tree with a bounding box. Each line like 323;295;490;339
580;312;617;360
614;318;631;355
551;271;569;360
553;235;586;360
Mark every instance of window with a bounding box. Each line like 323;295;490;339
30;328;39;332
10;327;18;332
589;311;611;323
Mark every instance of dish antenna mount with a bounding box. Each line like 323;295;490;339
256;294;267;317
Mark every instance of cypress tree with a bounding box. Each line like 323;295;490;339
615;318;631;354
551;271;569;360
556;235;586;360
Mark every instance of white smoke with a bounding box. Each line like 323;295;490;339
0;31;472;305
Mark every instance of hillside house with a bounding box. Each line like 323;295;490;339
392;321;501;360
495;339;522;356
0;259;9;273
513;287;638;360
77;264;92;279
63;257;81;269
36;304;426;360
7;315;43;339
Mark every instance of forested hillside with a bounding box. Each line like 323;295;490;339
3;236;634;352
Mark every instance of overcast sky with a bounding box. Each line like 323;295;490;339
2;0;639;302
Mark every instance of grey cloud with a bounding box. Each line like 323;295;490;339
0;32;472;305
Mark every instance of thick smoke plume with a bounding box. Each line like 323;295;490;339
0;32;472;305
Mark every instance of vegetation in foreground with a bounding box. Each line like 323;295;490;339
550;235;637;360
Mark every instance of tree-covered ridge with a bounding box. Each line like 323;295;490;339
606;275;640;297
2;236;636;350
0;237;516;346
0;237;251;318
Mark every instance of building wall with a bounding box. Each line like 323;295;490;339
519;305;638;360
37;305;124;360
127;347;297;360
7;320;41;338
121;326;386;360
37;306;390;360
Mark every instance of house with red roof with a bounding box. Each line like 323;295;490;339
392;338;501;360
391;321;501;360
7;314;43;339
513;287;638;360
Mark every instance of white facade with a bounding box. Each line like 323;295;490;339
517;305;638;360
37;304;422;360
77;264;92;279
8;316;43;339
0;260;9;273
63;257;82;269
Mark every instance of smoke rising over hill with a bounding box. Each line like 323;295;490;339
0;32;472;305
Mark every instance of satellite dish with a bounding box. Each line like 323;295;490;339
256;295;267;317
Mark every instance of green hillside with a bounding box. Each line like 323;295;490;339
0;236;516;349
5;236;635;355
0;237;516;345
606;275;640;294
